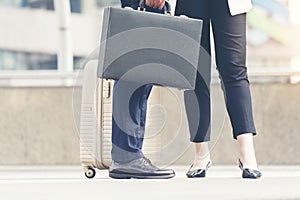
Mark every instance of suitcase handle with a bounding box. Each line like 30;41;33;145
138;0;171;14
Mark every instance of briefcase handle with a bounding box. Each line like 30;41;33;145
138;0;172;14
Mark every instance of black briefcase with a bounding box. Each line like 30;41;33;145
97;3;203;90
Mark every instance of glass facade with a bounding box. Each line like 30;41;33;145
0;50;57;70
0;50;82;70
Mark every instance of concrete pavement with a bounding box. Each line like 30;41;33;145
1;165;300;200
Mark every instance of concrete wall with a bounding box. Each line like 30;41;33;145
0;83;300;165
0;87;79;165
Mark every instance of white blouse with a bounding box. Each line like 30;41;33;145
227;0;253;16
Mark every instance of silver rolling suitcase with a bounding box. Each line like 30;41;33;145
80;61;161;179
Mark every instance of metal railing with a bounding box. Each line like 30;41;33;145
0;70;78;87
1;68;300;87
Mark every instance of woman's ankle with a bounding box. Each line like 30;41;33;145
191;157;211;170
237;134;258;169
190;142;211;170
194;142;210;158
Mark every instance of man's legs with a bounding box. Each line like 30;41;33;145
112;82;152;163
112;0;164;163
109;0;175;179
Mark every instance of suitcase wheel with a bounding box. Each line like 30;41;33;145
84;167;96;179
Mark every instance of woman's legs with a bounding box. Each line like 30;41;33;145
176;0;259;170
175;0;212;169
211;0;258;168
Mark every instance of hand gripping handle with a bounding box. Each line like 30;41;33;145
138;0;171;14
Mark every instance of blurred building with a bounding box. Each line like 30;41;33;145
0;0;299;74
0;0;119;71
247;0;300;74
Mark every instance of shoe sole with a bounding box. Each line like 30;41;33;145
242;173;262;179
109;172;175;179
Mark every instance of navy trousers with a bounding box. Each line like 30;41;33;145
175;0;257;142
111;0;165;163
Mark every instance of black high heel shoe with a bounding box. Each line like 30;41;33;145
238;159;262;179
186;160;212;178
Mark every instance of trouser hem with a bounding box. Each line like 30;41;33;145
233;131;257;140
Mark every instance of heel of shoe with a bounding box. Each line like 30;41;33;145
238;159;243;170
207;160;212;169
109;172;131;179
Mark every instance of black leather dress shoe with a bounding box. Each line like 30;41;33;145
109;157;175;179
186;160;212;178
238;159;262;179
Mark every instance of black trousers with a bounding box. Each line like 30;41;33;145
175;0;257;142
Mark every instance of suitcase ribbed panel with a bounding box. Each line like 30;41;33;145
80;62;100;169
101;81;113;166
80;103;98;166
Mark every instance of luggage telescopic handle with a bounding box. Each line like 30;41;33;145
138;0;172;14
